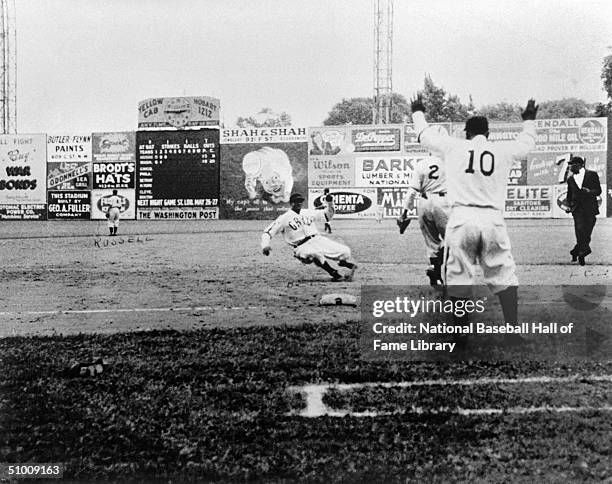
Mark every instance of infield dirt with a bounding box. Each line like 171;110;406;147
0;218;610;337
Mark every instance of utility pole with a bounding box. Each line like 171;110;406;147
0;0;16;133
373;0;393;125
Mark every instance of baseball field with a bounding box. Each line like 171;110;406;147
1;218;611;482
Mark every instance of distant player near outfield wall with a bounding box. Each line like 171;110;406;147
315;188;333;234
261;193;358;281
106;189;122;236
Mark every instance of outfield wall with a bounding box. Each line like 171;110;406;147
305;117;607;220
0;118;607;220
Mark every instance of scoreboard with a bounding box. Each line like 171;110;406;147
136;129;220;219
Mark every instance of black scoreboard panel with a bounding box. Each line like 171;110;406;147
136;129;219;208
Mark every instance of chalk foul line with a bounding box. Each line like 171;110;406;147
0;306;263;316
287;374;612;418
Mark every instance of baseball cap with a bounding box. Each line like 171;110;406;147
464;116;489;134
289;193;305;204
568;156;585;165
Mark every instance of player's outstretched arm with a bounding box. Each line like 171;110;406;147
512;98;538;159
521;99;539;120
411;95;452;155
410;94;426;114
261;220;279;256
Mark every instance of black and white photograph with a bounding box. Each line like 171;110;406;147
1;0;611;482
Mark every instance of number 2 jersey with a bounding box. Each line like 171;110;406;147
412;111;536;211
261;208;328;248
409;154;446;194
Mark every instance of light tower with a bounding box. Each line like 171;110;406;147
373;0;393;125
0;0;16;134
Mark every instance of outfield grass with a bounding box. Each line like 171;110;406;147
2;323;611;482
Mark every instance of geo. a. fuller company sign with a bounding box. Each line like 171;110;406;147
138;96;221;129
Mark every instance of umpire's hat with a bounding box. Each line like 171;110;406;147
568;156;585;165
289;193;305;204
464;116;489;135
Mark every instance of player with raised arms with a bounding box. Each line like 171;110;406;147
411;95;538;325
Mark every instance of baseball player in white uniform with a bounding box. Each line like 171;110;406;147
261;193;358;281
106;189;122;236
315;188;333;233
397;152;450;286
411;96;538;325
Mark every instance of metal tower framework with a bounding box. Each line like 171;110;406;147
0;0;16;134
373;0;393;124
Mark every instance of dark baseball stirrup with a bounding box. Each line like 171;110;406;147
293;234;316;247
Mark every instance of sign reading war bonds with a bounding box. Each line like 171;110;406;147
136;129;220;220
0;134;47;220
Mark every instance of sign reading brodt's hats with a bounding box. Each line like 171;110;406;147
92;132;136;189
138;97;220;129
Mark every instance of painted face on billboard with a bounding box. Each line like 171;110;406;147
242;147;294;204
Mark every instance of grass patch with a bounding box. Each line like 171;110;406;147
1;323;611;482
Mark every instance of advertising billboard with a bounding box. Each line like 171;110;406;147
378;187;418;219
138;97;220;129
0;134;47;220
351;127;401;152
308;155;355;189
47;190;91;220
220;128;308;220
504;185;552;218
308;188;378;219
354;155;421;187
91;189;136;220
47;133;92;190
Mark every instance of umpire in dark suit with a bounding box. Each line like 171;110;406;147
565;156;601;265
